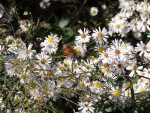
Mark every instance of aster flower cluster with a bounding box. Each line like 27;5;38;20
109;0;150;38
0;25;149;112
0;0;150;113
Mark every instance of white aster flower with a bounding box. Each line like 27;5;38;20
36;53;52;69
92;27;108;44
78;101;95;113
139;17;150;32
135;41;150;56
90;7;98;16
126;62;143;77
17;43;36;60
41;32;59;48
75;28;91;43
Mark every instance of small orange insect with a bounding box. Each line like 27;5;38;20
64;44;74;57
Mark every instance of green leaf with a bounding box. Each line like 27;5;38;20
59;19;70;28
105;107;112;112
62;27;76;43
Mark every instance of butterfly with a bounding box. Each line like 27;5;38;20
64;44;74;57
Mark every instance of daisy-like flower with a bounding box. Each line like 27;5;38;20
6;35;14;44
75;28;91;43
94;43;107;54
5;58;23;77
73;41;87;57
135;41;150;56
134;78;149;94
36;53;52;69
143;68;150;78
17;43;36;60
29;87;42;100
90;7;98;16
41;32;60;54
78;101;95;113
119;0;135;11
99;49;110;63
113;60;126;75
120;21;130;37
90;81;103;94
130;19;141;32
82;77;91;87
41;45;58;55
63;88;75;98
126;61;143;77
41;32;59;48
101;63;115;78
139;17;150;32
92;27;108;44
109;39;123;58
82;59;96;72
109;86;123;102
133;29;142;38
18;70;33;84
72;60;81;74
110;19;124;34
63;57;73;69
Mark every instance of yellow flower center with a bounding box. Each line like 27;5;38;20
41;58;46;64
98;47;104;53
74;47;80;53
113;90;120;97
69;74;74;79
29;82;35;89
14;96;20;103
43;87;48;93
97;32;103;38
60;64;65;70
140;88;145;93
21;74;26;80
80;81;84;87
22;103;29;108
115;24;120;28
104;52;108;57
64;61;69;67
25;50;30;54
142;45;147;50
102;67;110;73
59;83;65;88
66;88;71;94
84;103;89;107
115;49;120;54
91;9;96;14
131;65;137;71
9;37;13;41
46;70;53;75
126;81;131;86
80;33;86;38
94;82;102;88
40;70;44;75
47;36;53;42
73;64;77;69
